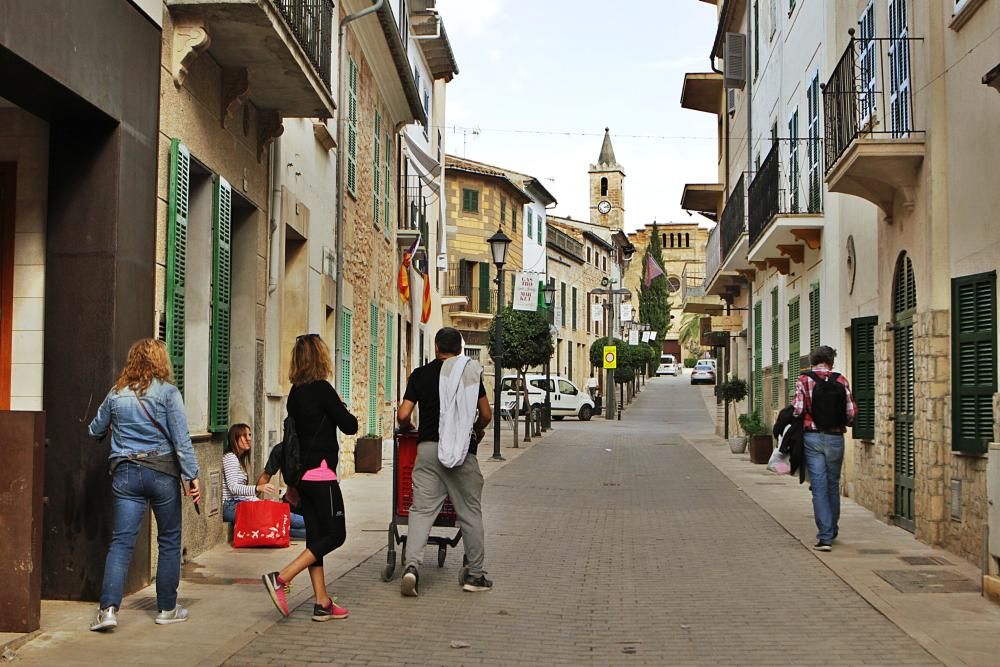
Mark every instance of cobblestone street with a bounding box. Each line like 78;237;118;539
225;378;938;666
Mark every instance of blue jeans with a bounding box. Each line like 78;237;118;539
803;432;845;543
100;462;181;611
223;498;306;540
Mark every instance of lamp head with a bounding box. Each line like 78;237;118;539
487;228;512;267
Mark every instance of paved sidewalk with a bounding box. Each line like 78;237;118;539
1;425;543;667
687;387;1000;667
223;378;938;666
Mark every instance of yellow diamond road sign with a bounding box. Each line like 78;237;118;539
603;346;617;369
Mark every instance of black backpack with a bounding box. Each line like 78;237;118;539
803;371;848;430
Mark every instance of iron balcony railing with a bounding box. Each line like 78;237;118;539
704;224;721;290
447;276;497;314
719;174;745;264
681;262;706;302
275;0;335;88
748;141;824;247
823;30;922;173
401;176;430;238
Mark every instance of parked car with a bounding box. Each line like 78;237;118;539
690;361;717;385
499;374;596;421
656;354;678;376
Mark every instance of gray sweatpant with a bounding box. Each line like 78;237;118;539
404;441;486;576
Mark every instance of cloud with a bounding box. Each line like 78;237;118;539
436;0;503;38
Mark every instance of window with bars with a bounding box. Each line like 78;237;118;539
951;272;996;454
771;288;780;407
346;57;359;196
807;72;822;213
788;108;800;213
462;188;479;213
787;298;800;403
368;303;379;434
340;308;353;403
851;316;878;440
754;301;763;415
809;283;821;351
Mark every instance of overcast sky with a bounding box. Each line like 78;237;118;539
435;0;720;232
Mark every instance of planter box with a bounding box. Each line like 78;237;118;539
729;436;747;454
355;436;383;473
749;435;774;464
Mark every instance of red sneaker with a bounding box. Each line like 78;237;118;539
312;598;349;621
262;572;290;617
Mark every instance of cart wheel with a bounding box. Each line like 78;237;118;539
437;545;447;568
381;552;396;582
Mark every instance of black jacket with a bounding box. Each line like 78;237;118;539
773;405;806;484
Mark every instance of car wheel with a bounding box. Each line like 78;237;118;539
579;405;593;421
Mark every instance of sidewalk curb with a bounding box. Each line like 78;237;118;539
684;433;998;667
0;630;41;658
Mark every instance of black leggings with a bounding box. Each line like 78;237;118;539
296;480;346;566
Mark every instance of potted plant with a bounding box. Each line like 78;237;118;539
739;412;774;464
718;377;749;443
354;434;383;473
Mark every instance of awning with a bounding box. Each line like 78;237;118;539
403;132;441;194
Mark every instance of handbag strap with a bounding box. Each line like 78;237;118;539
136;394;173;447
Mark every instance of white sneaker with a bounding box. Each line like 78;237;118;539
90;606;118;632
154;604;189;625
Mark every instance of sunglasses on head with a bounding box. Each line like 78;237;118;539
296;333;320;342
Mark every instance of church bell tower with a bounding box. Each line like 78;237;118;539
589;127;625;231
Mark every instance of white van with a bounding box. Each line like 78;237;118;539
656;354;678;376
499;374;596;421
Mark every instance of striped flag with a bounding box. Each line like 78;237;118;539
421;271;432;324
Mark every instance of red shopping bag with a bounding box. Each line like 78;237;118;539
233;500;291;548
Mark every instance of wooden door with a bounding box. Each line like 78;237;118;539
892;253;917;532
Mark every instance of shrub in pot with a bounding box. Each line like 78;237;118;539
739;413;774;464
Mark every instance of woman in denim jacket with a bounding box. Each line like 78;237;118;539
87;339;201;632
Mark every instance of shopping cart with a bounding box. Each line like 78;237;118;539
380;430;466;582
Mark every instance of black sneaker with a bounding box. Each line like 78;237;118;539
462;573;493;592
813;541;832;552
401;566;419;597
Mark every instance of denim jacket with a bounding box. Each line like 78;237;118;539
88;379;200;481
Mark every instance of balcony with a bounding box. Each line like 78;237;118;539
680;183;724;221
168;0;336;118
444;263;497;317
680;73;724;115
705;175;750;300
746;142;824;275
547;225;585;263
682;262;725;315
398;175;429;248
823;31;925;218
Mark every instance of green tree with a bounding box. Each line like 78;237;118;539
639;223;672;336
488;306;554;446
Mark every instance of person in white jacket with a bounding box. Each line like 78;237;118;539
397;328;492;597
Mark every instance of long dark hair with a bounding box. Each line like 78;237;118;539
226;423;252;475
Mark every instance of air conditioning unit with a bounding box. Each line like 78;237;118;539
724;32;747;90
727;88;737;117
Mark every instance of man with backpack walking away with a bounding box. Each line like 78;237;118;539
793;345;858;552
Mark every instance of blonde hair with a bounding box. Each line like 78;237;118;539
113;338;174;395
289;334;333;386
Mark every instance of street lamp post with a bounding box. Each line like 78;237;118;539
488;228;512;462
542;281;556;431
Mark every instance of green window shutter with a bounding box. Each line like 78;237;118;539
851;315;878;440
385;311;393;401
754;301;763;414
384;132;391;239
572;287;578;330
771;288;780;407
340;308;353;402
511;208;517;232
209;176;233;433
787;297;800;404
952;272;997;454
527;209;533;239
347;57;359;196
537;215;542;244
561;282;567;326
478;262;491;313
373;110;381;227
788;109;800;213
809;282;821;351
165;139;190;395
368;303;379;435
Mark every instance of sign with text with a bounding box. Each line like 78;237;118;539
620;303;633;322
649;331;657;341
603;346;617;369
628;330;639;345
641;331;651;342
591;303;602;323
513;272;539;311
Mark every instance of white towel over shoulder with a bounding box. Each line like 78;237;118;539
438;354;482;468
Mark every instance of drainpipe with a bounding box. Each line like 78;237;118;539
268;138;282;295
334;0;385;391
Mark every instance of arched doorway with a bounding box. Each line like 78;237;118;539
892;252;917;531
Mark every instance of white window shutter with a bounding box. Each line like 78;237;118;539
724;32;747;90
727;88;737;116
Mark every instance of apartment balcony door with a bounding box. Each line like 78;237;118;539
892;253;917;532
